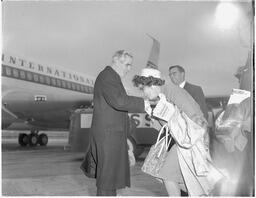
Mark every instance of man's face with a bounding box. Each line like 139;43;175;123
118;55;133;77
169;67;185;85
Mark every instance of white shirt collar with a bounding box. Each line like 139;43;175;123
179;81;186;88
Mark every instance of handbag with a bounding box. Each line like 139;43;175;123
80;146;96;178
141;124;171;178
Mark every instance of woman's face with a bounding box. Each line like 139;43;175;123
143;86;161;100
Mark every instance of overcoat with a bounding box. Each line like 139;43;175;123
88;66;144;190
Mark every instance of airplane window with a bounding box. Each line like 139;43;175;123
89;87;93;93
13;69;19;78
61;80;66;88
84;86;88;93
83;86;88;93
1;66;5;75
20;71;26;79
67;82;71;89
76;84;80;91
80;85;85;92
27;72;33;81
51;78;56;86
71;83;76;90
57;79;61;87
5;67;12;76
39;75;45;83
46;76;51;85
85;86;89;93
33;74;39;82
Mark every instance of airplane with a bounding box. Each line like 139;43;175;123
0;52;158;153
1;52;159;151
2;53;95;146
1;51;231;154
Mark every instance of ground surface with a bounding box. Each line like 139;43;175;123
2;130;168;196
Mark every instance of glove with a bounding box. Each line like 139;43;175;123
144;100;152;115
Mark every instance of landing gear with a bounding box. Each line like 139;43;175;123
18;130;48;147
38;134;48;146
28;133;38;146
18;133;29;146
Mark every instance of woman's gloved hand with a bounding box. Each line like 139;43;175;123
144;100;152;115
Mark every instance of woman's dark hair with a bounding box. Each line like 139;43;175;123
132;75;165;87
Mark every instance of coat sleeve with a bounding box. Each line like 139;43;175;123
162;81;204;120
101;77;145;113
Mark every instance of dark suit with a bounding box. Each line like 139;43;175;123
89;66;144;192
183;82;208;120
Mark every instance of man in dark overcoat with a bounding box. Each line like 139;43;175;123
88;50;145;196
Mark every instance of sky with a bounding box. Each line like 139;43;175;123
2;0;253;97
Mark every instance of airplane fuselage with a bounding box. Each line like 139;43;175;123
2;54;95;130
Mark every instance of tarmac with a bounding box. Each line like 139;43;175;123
2;130;168;196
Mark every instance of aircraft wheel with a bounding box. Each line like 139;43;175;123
38;133;48;146
18;133;29;146
127;137;144;158
29;134;38;146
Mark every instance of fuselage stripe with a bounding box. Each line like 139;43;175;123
2;64;94;94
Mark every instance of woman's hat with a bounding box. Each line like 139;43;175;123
140;68;161;78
